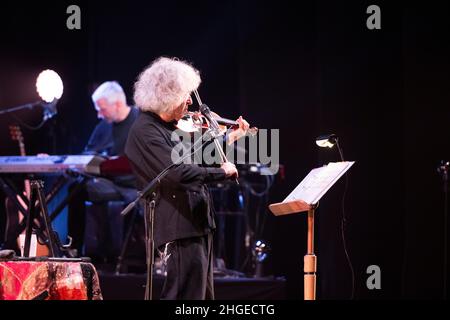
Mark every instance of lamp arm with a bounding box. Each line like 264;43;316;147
335;139;345;162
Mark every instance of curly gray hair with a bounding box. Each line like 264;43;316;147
134;57;201;114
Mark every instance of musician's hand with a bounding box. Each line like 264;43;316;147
221;162;238;178
227;116;250;145
36;153;49;158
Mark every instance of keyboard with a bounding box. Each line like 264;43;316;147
0;155;105;175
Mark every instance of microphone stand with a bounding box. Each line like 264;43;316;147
120;127;222;300
1;100;59;134
0;100;57;117
438;161;449;299
0;101;40;116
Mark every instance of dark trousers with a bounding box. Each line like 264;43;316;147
159;233;214;300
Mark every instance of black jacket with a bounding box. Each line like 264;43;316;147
125;111;227;248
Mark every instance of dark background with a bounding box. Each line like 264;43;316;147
1;0;449;299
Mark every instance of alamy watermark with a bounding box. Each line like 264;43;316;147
366;265;381;290
366;5;381;30
66;5;81;30
65;5;380;31
170;128;280;175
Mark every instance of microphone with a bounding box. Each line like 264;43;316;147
199;104;221;136
195;95;238;183
42;99;59;121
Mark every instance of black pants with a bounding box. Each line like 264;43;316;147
159;233;214;300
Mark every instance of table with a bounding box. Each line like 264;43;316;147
0;260;102;300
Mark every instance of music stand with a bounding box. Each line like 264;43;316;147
269;161;354;300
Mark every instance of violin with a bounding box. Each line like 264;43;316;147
176;111;258;137
177;89;256;184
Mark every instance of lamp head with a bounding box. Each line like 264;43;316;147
316;133;338;148
36;69;63;103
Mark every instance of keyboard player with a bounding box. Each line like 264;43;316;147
68;81;139;263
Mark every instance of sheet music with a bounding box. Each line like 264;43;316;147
284;161;355;205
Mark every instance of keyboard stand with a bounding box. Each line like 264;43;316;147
0;173;89;254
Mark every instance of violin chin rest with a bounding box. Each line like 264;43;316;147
175;118;199;133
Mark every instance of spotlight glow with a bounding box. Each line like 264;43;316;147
36;70;63;103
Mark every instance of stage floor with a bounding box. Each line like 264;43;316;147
98;271;287;300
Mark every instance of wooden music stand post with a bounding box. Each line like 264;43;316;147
269;161;354;300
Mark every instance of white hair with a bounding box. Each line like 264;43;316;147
91;81;126;105
133;57;201;114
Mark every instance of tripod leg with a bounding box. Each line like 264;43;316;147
23;185;37;257
34;181;58;257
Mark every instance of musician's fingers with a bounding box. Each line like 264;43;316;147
37;153;49;158
242;119;249;130
238;116;250;131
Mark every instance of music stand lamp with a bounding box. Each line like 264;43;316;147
315;133;344;162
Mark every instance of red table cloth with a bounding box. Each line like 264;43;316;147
0;261;102;300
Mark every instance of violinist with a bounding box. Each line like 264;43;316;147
125;56;250;300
